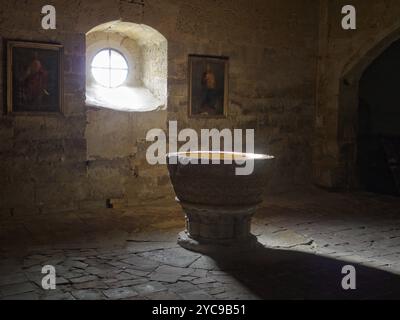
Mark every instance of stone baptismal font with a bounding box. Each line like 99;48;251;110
167;151;274;253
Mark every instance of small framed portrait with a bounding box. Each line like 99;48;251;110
188;54;229;118
7;41;64;114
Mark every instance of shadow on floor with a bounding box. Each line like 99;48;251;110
207;244;400;300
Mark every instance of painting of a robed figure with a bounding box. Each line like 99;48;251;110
188;55;229;118
7;41;63;113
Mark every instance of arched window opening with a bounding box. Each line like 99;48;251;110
85;21;167;112
91;49;128;88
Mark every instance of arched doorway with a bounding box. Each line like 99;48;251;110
338;31;400;196
357;40;400;195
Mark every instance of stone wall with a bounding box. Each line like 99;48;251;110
166;0;319;192
315;0;400;189
142;41;168;101
85;108;171;208
0;1;87;215
0;0;319;215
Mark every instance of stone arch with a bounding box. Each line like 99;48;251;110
85;20;168;112
336;23;400;189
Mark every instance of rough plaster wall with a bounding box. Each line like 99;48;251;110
142;41;168;102
0;0;319;215
0;1;87;215
167;0;319;192
85;108;171;208
315;0;400;188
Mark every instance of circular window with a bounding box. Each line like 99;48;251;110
91;49;128;88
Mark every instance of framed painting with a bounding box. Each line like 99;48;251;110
7;41;64;114
188;54;229;118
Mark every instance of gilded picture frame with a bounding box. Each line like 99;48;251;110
188;54;229;119
7;41;64;114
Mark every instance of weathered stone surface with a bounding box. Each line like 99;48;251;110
145;290;181;300
189;256;219;271
70;275;99;284
2;188;400;300
149;265;193;283
179;276;197;282
112;279;148;288
121;256;160;272
71;289;106;300
258;230;313;249
125;241;177;253
139;247;200;268
192;277;217;285
124;269;150;277
166;281;198;294
73;281;108;290
0;282;36;297
2;292;40;300
43;292;75;300
180;290;214;300
0;273;27;286
190;269;208;278
133;281;166;295
64;260;89;270
102;287;138;300
56;277;70;286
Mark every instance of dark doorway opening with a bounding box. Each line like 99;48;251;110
357;40;400;196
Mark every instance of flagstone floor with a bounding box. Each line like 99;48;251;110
1;188;400;300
